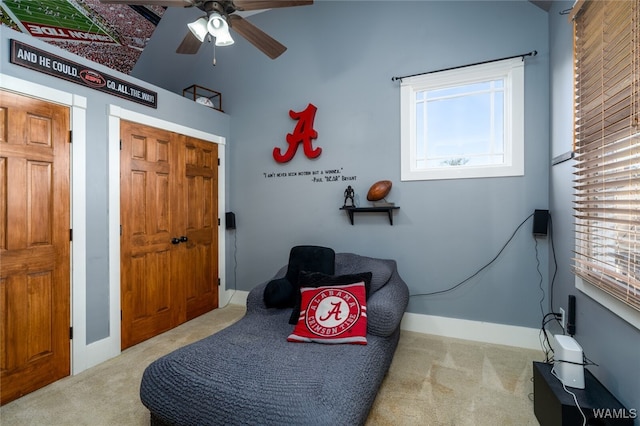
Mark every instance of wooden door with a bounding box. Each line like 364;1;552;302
120;121;181;349
120;122;218;349
0;90;70;404
184;138;218;320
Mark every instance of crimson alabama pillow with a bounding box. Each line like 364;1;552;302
287;282;367;345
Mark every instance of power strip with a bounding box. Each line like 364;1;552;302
559;307;566;331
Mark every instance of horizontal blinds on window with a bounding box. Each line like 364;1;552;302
573;0;640;311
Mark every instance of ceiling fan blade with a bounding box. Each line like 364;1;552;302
233;0;312;11
176;31;203;54
228;15;286;59
229;15;287;59
98;0;195;6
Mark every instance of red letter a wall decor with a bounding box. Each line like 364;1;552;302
273;103;321;163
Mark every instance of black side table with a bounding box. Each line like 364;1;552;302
533;361;634;425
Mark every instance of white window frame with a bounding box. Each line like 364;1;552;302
576;276;640;330
400;58;525;181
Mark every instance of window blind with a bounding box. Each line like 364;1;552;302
572;0;640;311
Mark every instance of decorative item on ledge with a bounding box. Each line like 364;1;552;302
367;180;392;203
183;84;223;112
340;181;399;225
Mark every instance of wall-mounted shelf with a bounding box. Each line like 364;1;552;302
339;206;400;225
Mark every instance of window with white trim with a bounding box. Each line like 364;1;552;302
571;0;640;328
401;58;524;181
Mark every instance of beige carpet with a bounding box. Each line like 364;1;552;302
1;304;541;425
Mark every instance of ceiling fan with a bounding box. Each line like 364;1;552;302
98;0;313;59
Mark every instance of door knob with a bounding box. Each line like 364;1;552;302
179;236;188;243
171;238;180;245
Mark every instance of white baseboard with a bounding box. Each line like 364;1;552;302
226;290;541;350
229;290;249;306
401;312;541;350
72;335;120;375
219;288;238;308
73;299;539;376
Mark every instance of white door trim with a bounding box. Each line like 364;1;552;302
106;105;226;365
0;75;227;374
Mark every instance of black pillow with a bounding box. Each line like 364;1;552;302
285;245;335;288
263;278;295;309
263;245;335;309
288;271;373;325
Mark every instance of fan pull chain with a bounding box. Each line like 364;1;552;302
208;34;216;67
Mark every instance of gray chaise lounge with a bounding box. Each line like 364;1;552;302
140;252;410;425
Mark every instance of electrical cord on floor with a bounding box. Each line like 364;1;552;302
410;212;534;297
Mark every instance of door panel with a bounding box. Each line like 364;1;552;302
184;139;218;320
120;121;180;350
0;90;70;404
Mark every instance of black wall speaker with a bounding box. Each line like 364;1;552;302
533;209;549;236
225;212;236;230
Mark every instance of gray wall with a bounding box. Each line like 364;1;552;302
2;28;231;343
547;1;640;415
135;0;551;329
4;0;637;414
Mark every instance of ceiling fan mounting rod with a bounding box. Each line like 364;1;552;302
200;1;237;16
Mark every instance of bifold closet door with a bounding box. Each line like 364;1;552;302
120;121;218;350
183;138;218;320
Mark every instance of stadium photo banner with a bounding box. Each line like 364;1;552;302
9;39;157;108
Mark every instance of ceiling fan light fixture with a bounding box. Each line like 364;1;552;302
187;17;209;43
207;13;226;33
214;31;235;46
207;12;234;46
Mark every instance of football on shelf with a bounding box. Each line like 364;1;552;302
367;180;392;201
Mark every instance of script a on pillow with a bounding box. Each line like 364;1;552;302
287;282;367;345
